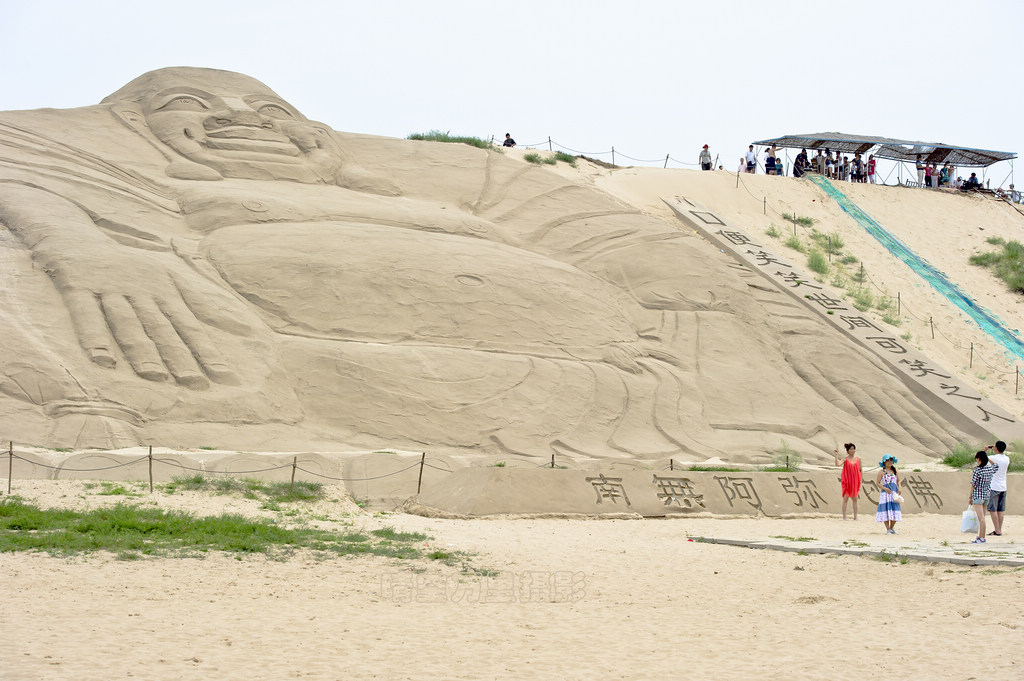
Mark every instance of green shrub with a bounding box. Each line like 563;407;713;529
765;224;782;238
523;152;542;164
770;439;802;471
807;250;829;274
848;286;873;311
782;212;816;227
882;312;902;326
553;151;578;167
541;155;558;165
784;235;806;253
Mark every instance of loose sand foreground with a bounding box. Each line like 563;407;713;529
3;481;1023;680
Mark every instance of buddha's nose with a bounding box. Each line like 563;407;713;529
204;98;272;129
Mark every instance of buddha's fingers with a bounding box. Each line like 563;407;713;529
130;296;209;390
98;293;170;382
64;288;118;369
160;293;240;386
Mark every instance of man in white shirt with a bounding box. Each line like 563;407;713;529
987;440;1010;536
745;145;757;173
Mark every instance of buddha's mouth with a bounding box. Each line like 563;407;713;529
201;126;299;156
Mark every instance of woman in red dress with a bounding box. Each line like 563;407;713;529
834;442;863;520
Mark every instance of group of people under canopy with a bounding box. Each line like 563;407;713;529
741;145;879;182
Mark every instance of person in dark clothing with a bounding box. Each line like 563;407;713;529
502;133;516;148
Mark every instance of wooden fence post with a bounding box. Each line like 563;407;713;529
148;445;154;493
290;456;297;493
551;453;555;469
416;453;426;494
7;441;12;495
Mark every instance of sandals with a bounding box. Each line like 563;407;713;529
988;531;1002;536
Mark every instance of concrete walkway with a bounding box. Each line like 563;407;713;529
690;534;1024;567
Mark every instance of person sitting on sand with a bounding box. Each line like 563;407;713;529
834;442;863;520
962;173;983;192
875;454;902;534
502;133;516;148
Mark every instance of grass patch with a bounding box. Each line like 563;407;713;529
0;499;425;559
489;461;507;467
765;224;782;238
96;482;142;497
968;240;1024;294
784;235;806;253
781;212;816;227
553;151;578;167
688;465;745;472
985;236;1006;246
371;526;428;542
523;152;543;164
770;535;816;542
407;130;492;150
942;441;1024;471
848;286;874;311
160;475;324;503
806;250;829;275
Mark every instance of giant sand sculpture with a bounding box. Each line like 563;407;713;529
0;67;979;461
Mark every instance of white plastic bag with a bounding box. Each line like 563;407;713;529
961;506;979;533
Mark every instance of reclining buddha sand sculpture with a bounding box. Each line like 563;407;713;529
0;67;969;460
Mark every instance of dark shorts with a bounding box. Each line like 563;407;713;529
746;162;755;172
701;163;712;171
988;490;1006;512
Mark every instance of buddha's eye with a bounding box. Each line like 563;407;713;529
157;95;209;111
258;103;293;119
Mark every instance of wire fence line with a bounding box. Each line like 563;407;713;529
0;444;603;496
730;172;1024;387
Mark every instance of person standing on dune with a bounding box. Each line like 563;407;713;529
699;144;712;170
835;443;863;520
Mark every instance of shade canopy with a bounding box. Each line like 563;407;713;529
752;132;1016;167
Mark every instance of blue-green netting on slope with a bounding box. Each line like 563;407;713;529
806;175;1024;362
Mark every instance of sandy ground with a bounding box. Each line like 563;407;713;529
3;481;1023;681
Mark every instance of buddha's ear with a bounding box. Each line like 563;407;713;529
107;103;221;181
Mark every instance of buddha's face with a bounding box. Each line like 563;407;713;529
109;68;344;183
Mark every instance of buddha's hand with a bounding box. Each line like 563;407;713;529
0;184;253;389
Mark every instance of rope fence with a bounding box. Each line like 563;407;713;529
0;441;715;498
1;443;640;496
730;172;1024;390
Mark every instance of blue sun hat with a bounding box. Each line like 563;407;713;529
879;453;898;468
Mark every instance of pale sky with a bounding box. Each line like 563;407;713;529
3;0;1021;184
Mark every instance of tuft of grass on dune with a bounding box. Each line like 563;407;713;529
407;130;492;149
969;240;1024;294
